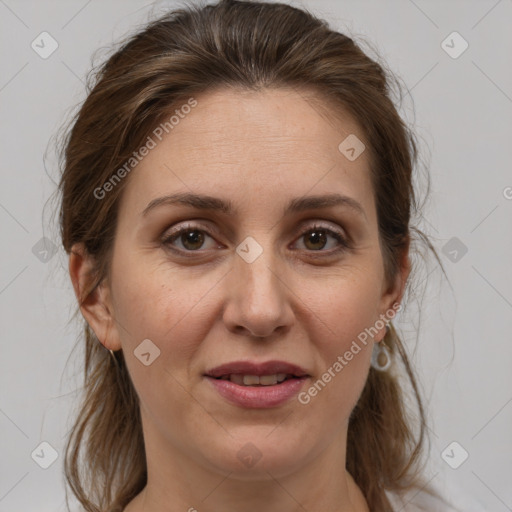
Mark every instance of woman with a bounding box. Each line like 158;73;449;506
58;1;460;510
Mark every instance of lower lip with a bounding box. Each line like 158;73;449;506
204;376;309;408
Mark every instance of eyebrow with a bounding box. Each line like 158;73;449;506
142;192;367;220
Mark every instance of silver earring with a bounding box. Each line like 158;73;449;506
108;348;122;369
371;324;392;372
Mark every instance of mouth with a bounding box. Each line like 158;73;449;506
203;360;311;408
204;359;309;379
211;373;301;386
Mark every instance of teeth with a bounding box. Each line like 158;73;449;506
258;374;277;385
243;375;261;386
220;374;291;386
230;374;245;385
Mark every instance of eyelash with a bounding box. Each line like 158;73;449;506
161;222;351;257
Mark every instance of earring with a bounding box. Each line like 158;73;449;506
371;323;392;372
108;348;122;370
89;323;120;365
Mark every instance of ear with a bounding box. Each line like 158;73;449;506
375;236;411;342
68;243;122;351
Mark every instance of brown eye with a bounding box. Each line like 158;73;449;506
295;224;349;253
162;226;217;251
178;230;206;250
303;229;328;250
162;222;349;256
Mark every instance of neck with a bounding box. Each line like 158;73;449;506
124;414;369;512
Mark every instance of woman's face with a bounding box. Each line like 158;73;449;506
79;87;408;479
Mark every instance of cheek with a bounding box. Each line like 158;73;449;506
300;272;380;411
299;312;373;436
312;268;382;345
110;259;217;423
111;253;218;368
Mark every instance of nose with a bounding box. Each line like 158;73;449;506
221;245;294;339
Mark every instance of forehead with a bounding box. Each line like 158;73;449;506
119;86;374;216
168;86;365;161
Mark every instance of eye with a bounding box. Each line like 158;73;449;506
293;223;349;254
161;222;350;255
161;224;219;252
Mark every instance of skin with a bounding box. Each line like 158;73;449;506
70;87;410;512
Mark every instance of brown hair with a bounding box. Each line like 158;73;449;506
56;1;450;510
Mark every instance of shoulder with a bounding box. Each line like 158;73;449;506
385;479;491;512
385;486;461;512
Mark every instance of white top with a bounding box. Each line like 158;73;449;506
386;488;460;511
386;481;488;512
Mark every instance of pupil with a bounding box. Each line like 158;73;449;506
182;230;204;250
306;230;326;250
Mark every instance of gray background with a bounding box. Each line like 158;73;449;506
0;0;511;511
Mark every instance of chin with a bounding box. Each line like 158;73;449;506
200;429;313;480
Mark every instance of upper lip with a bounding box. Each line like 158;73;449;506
204;360;310;378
